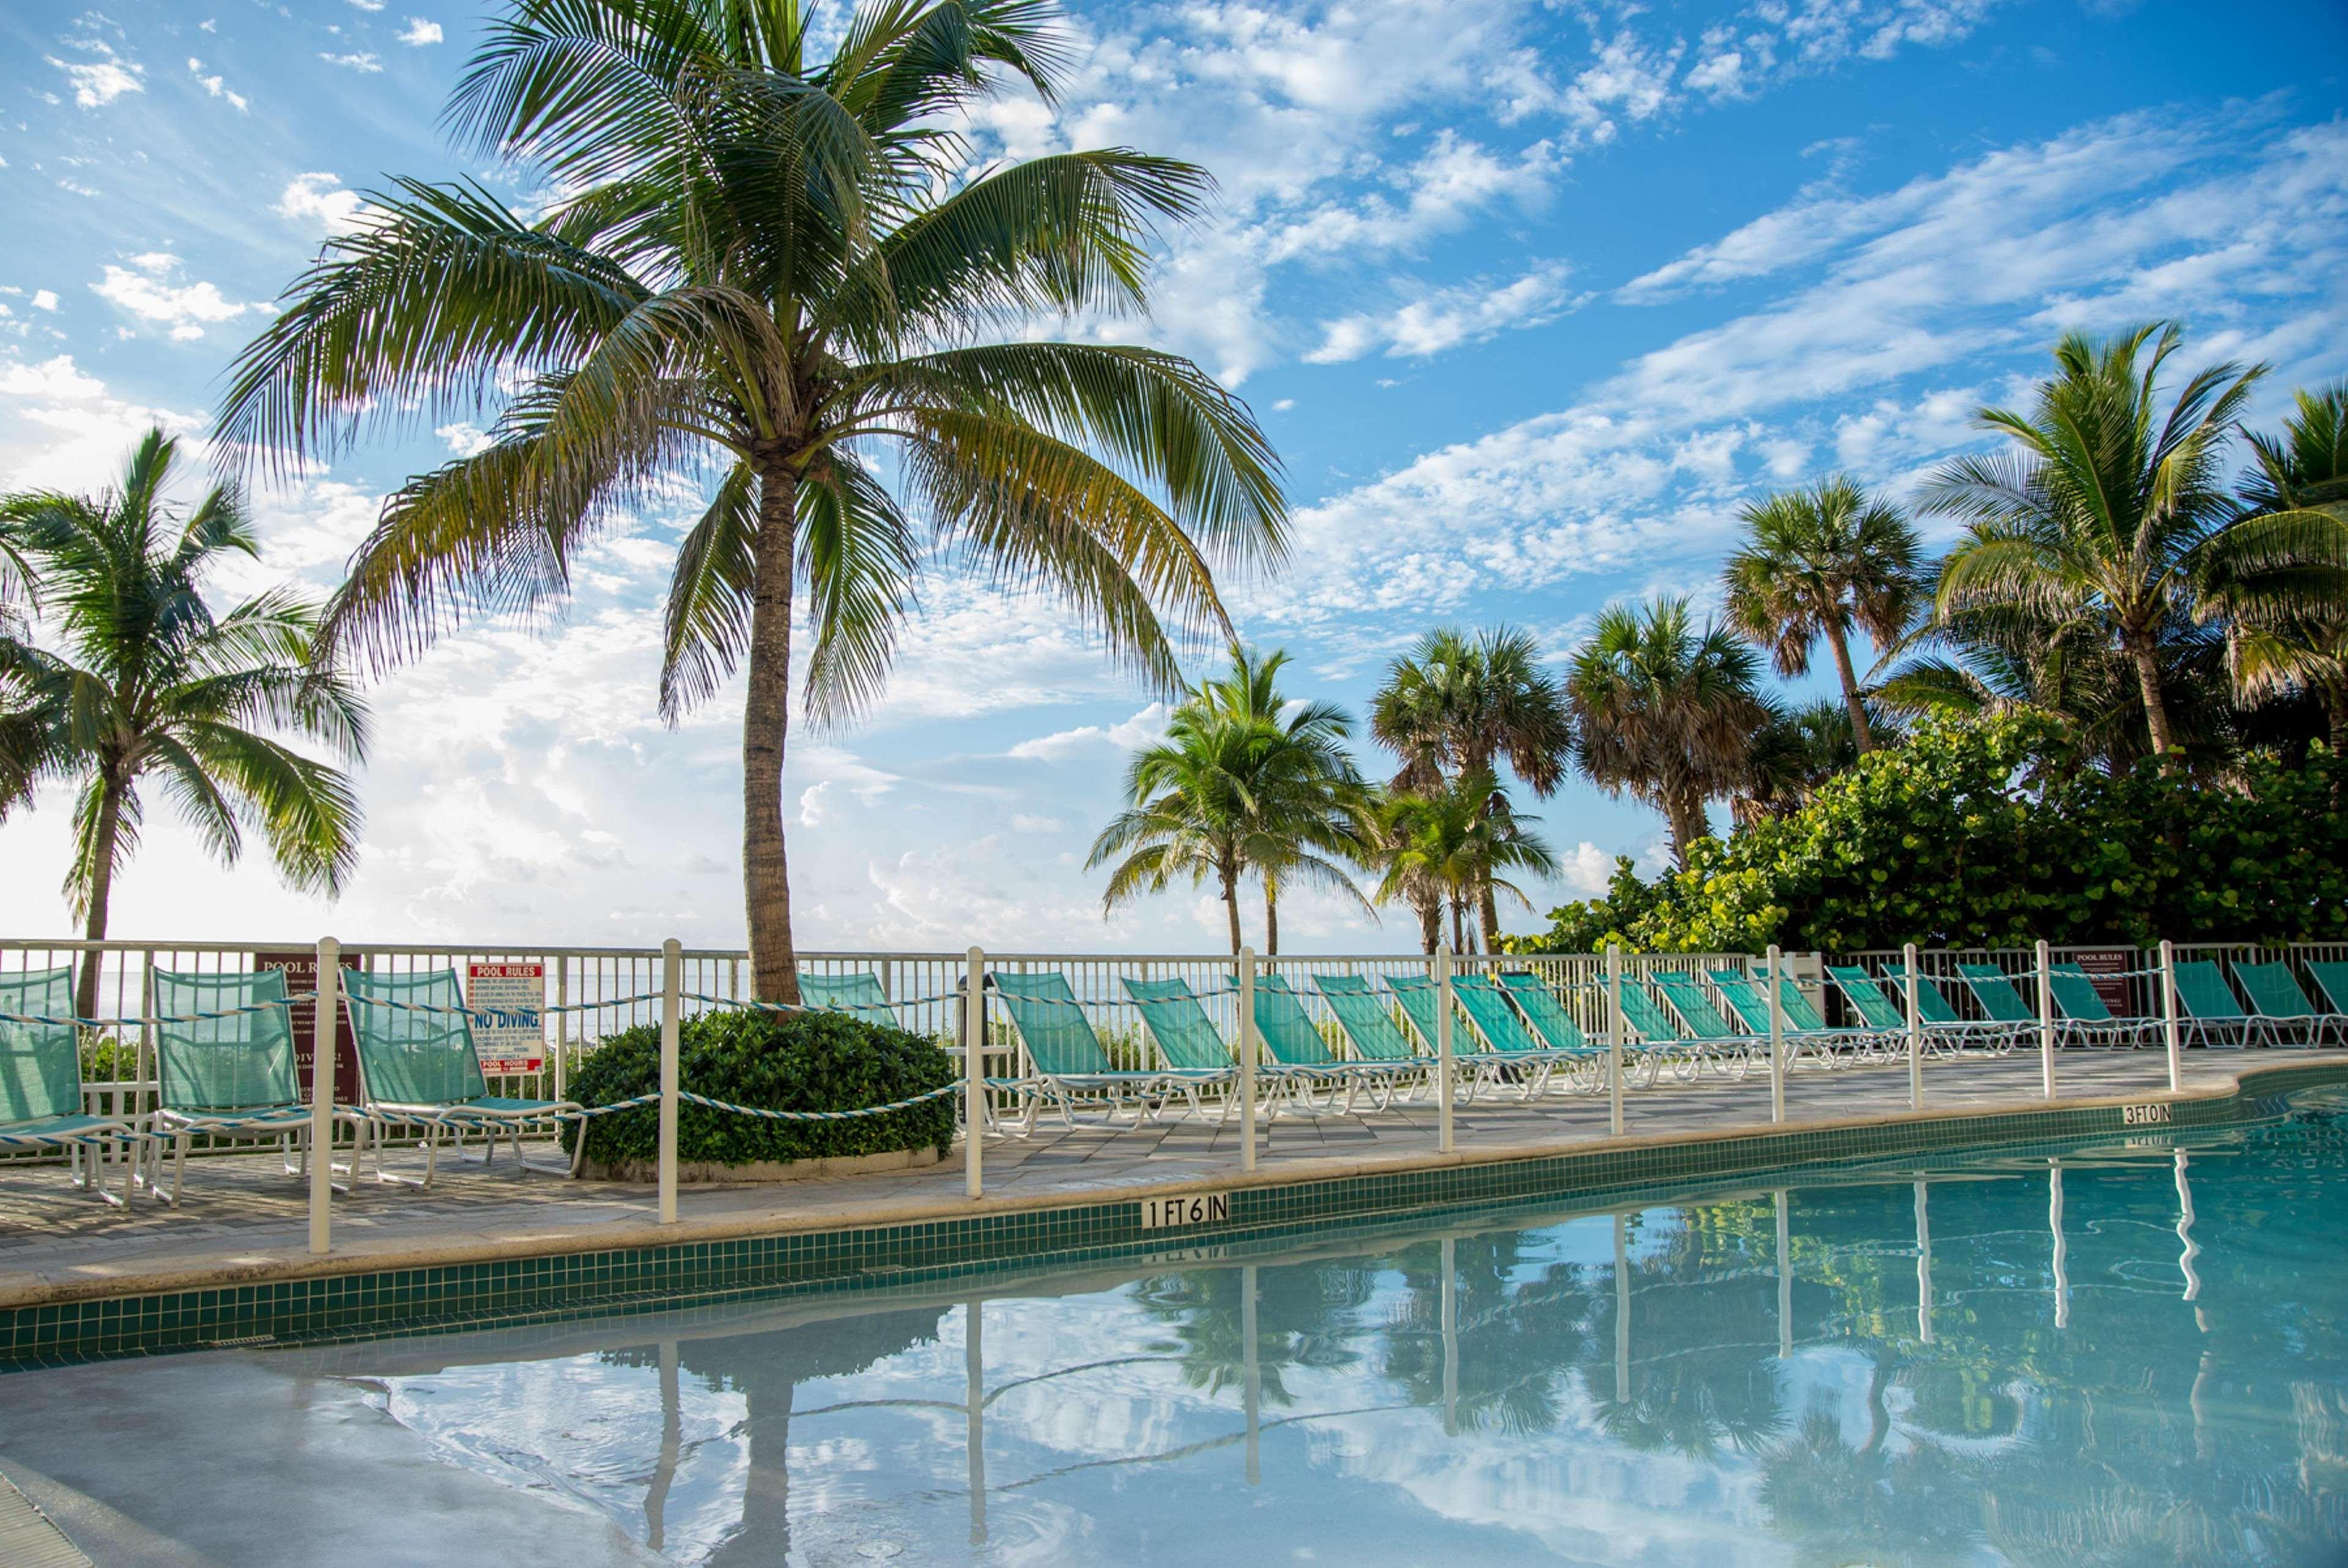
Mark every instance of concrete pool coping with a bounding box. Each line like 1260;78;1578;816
2;1050;2339;1352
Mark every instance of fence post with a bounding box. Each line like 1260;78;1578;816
1606;943;1625;1137
308;935;339;1256
1903;942;1923;1111
1435;944;1455;1155
2160;938;2182;1094
659;937;681;1225
965;945;985;1199
1766;943;1785;1125
1238;945;1258;1174
2035;938;2056;1100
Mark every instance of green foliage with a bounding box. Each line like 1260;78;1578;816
1514;712;2348;954
560;1008;956;1168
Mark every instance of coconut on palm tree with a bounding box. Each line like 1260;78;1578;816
1369;626;1571;946
0;429;368;1018
1925;323;2275;766
220;0;1284;1002
1568;596;1768;868
1722;476;1918;753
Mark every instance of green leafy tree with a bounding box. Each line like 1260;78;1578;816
1568;596;1769;868
0;429;368;1018
1722;476;1919;752
1925;322;2291;766
220;0;1284;1002
1370;625;1572;947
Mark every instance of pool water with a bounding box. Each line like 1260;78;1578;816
6;1091;2346;1567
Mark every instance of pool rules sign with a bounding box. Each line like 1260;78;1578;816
467;961;547;1076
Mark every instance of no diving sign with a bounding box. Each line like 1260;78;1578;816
466;961;546;1075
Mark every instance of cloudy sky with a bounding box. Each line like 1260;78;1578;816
1;0;2343;955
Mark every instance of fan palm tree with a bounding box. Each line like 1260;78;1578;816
1370;625;1571;945
1193;646;1371;955
1369;769;1555;953
218;0;1284;1003
0;429;368;1018
1568;597;1769;868
1923;322;2297;767
1732;698;1862;826
2210;383;2348;764
1722;476;1918;752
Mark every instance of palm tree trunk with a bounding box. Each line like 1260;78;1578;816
1477;881;1500;952
1263;882;1279;957
2123;629;2178;767
1824;624;1876;753
1222;866;1242;955
74;775;123;1023
1665;790;1708;870
743;454;802;1004
1415;893;1440;955
1449;898;1465;954
2325;676;2347;809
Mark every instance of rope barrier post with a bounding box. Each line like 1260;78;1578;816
1766;944;1785;1125
1237;945;1259;1174
1435;944;1455;1155
308;935;339;1256
659;937;681;1226
1606;942;1625;1137
2160;938;2182;1094
964;945;985;1199
1903;941;1923;1111
2035;939;2056;1100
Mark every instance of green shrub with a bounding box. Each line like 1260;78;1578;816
560;1007;957;1167
1511;712;2348;954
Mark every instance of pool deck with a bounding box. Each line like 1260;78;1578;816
1;1048;2336;1309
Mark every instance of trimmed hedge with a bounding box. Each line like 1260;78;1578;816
1511;712;2348;955
560;1006;957;1167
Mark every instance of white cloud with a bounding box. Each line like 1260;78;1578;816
397;17;443;45
1006;702;1174;761
1307;262;1579;363
89;253;270;339
187;56;249;112
1010;814;1064;833
320;51;383;72
48;56;144;108
31;291;58;312
275;172;367;234
347;0;386;10
435;421;493;457
1268;133;1562;263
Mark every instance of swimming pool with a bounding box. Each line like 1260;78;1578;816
5;1089;2344;1566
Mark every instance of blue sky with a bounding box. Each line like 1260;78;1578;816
1;0;2344;953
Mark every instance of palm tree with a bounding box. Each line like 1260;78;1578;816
1733;698;1862;825
218;0;1284;1003
1087;698;1253;952
1722;476;1918;752
1370;626;1571;945
0;429;368;1018
1369;769;1555;953
1193;647;1371;955
1924;323;2271;766
1568;597;1768;868
2212;383;2348;763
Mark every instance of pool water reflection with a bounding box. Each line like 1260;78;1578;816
327;1092;2348;1566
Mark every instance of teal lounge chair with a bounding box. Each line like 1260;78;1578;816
991;971;1177;1130
2231;962;2343;1048
2308;963;2348;1043
1119;976;1242;1120
1256;974;1415;1111
1309;975;1430;1105
1828;965;1910;1035
1909;970;2020;1052
2169;961;2264;1049
1955;964;2046;1045
2045;962;2155;1048
342;969;585;1186
1646;971;1764;1078
151;967;349;1206
798;972;903;1027
1709;969;1867;1065
1610;983;1688;1087
1451;975;1591;1099
1494;972;1607;1094
0;966;142;1204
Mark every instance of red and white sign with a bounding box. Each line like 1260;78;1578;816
466;961;546;1076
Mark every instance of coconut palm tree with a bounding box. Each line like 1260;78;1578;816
1193;647;1371;955
1722;476;1918;753
1369;769;1555;953
1924;323;2274;767
2211;383;2348;763
1370;626;1571;945
1568;597;1769;868
218;0;1285;1003
1088;698;1252;952
0;429;368;1018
